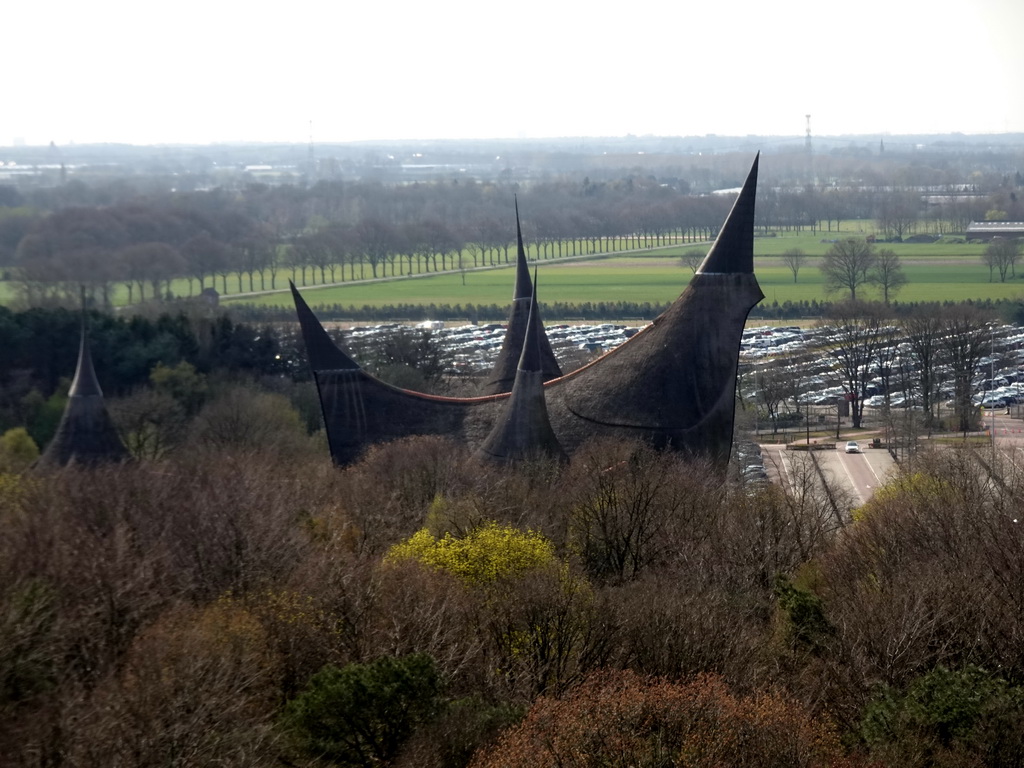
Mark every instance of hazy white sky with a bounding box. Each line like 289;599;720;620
5;0;1023;146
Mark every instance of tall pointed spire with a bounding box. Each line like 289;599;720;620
69;316;103;398
547;153;764;463
698;153;758;275
512;195;532;300
290;281;360;372
475;273;566;464
480;199;562;395
37;307;128;468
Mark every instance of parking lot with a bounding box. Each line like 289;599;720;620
331;318;1024;507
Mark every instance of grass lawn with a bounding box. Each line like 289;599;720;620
2;220;1018;312
228;253;1024;310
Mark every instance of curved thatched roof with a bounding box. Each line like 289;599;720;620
294;155;763;467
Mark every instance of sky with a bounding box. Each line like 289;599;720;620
4;0;1023;146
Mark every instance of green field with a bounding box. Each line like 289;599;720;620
225;246;1022;311
2;224;1018;312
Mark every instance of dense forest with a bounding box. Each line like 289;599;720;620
0;307;304;449
3;427;1024;766
0;300;1023;765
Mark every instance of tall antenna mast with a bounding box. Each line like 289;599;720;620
307;120;316;178
804;114;815;184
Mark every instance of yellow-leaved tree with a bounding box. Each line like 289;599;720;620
387;522;598;698
385;522;558;585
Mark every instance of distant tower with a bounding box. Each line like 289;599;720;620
804;115;815;184
49;140;67;184
307;120;316;178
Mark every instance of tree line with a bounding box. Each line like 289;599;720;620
1;179;733;308
2;166;1021;309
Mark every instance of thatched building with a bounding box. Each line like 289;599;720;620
294;154;763;466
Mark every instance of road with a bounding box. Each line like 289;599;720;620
762;441;896;511
223;242;710;301
822;445;893;506
759;412;1024;513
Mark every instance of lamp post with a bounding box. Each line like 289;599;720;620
991;323;997;462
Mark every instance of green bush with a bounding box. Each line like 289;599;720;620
774;574;832;651
284;653;442;767
0;427;39;472
861;665;1024;766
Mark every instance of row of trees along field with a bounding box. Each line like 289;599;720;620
2;170;1021;308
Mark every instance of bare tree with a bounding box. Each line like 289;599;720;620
820;238;877;301
679;248;704;274
900;309;945;428
183;233;230;294
821;301;885;429
939;306;994;434
754;363;797;436
983;237;1022;283
353;218;398;279
876;189;920;241
781;248;806;283
870;248;907;304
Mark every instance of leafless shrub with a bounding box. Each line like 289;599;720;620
816;449;1024;725
369;560;487;696
559;439;725;583
605;569;765;686
335;436;471;554
256;554;485;703
64;601;281;767
477;566;615;702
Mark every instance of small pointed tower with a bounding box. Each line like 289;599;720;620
546;153;763;465
37;307;128;468
475;273;566;464
480;198;561;395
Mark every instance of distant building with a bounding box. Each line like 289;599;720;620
966;221;1024;241
200;287;220;307
293;155;764;468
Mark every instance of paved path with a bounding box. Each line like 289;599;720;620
820;445;895;507
762;440;896;512
223;242;711;302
